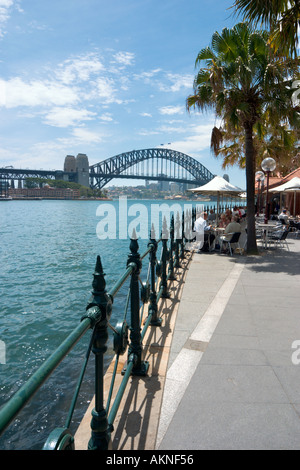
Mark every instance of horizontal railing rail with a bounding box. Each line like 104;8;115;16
0;210;196;450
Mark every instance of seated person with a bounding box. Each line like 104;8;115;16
194;212;215;252
225;215;232;226
239;207;246;219
278;209;289;224
223;215;242;241
207;209;217;223
218;213;228;228
232;206;240;218
225;208;232;220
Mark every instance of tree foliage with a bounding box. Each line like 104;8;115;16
233;0;300;58
187;22;299;254
24;178;105;197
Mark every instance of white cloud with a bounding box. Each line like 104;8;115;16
159;105;184;115
140;112;152;117
158;124;186;133
0;0;14;37
99;113;113;122
134;68;162;81
113;51;135;66
138;129;160;136
43;107;97;128
95;77;115;99
71;127;103;143
133;70;192;95
56;53;104;85
158;73;193;92
93;76;124;104
1;77;79;108
0;140;70;170
3;128;106;169
166;123;214;155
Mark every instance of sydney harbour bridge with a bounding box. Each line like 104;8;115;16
0;148;215;192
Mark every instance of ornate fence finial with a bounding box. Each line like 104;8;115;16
150;223;156;241
127;230;141;275
92;255;106;295
161;215;169;240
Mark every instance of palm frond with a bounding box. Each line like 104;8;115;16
210;126;223;154
233;0;290;27
233;0;299;57
195;47;217;66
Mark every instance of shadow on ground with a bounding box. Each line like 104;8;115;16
110;252;193;450
242;239;300;277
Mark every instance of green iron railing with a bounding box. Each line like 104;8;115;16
0;210;196;450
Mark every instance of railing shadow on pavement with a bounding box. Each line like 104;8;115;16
0;210;194;450
104;255;191;451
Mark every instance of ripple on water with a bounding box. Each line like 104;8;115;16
0;199;207;449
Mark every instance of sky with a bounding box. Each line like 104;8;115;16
0;0;247;188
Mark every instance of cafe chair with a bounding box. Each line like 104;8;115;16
268;228;290;250
219;232;242;256
289;220;300;239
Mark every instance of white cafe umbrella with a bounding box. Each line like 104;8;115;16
269;176;300;216
190;175;244;221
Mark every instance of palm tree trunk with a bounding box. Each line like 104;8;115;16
244;122;258;255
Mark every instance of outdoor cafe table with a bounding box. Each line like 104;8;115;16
212;227;225;249
213;227;225;238
256;223;279;249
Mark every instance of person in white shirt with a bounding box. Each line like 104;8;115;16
278;209;289;224
232;206;240;218
194;212;215;252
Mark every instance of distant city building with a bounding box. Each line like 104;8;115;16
170;182;181;194
158;174;169;191
9;187;80;199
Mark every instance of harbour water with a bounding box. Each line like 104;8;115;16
0;197;230;450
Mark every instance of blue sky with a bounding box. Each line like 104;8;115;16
0;0;247;188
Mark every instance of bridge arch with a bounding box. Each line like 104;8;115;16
89;148;214;189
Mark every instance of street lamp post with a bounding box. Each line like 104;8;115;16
261;157;276;224
255;171;265;217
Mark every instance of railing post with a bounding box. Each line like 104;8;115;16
160;217;170;299
174;211;181;268
168;215;176;280
184;208;191;242
148;231;162;326
180;209;185;259
125;236;149;376
84;256;113;450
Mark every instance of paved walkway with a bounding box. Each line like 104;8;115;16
156;236;300;450
75;235;300;450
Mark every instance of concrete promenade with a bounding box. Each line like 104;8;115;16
75;235;300;450
157;236;300;450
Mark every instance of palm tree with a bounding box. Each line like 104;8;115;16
214;111;300;173
187;22;299;254
233;0;300;58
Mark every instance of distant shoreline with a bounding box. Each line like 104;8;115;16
7;197;113;201
7;196;201;202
